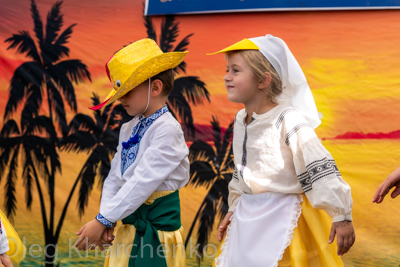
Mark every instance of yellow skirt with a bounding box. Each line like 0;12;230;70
0;209;26;266
104;191;186;267
214;195;343;267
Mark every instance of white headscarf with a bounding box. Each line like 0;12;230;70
250;34;321;129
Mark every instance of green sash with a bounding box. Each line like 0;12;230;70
121;190;181;267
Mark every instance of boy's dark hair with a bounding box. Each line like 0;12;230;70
152;69;175;96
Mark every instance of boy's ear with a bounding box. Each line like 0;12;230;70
258;72;272;89
150;79;163;96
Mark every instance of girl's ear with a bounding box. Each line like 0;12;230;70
258;72;272;89
151;79;163;96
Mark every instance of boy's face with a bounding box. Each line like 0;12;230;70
118;80;149;116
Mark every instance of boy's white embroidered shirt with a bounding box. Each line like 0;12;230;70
228;103;353;222
99;112;189;223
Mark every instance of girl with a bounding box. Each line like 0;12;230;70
209;34;355;267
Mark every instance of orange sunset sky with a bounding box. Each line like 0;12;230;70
1;0;400;139
2;2;400;266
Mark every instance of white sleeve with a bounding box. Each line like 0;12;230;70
280;109;353;222
0;218;9;255
228;168;243;213
99;124;189;222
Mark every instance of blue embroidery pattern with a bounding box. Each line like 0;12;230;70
95;213;115;228
121;105;169;175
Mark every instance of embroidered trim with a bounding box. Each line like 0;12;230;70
121;105;169;174
275;107;296;129
273;194;303;267
297;157;340;192
232;167;238;180
214;213;235;267
285;123;312;145
95;213;115;228
240;117;255;178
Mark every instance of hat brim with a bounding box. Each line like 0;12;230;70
90;51;188;110
207;38;259;55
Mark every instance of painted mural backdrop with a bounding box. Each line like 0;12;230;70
0;0;400;266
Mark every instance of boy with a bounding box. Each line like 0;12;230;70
75;38;189;267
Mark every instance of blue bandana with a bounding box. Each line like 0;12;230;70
121;105;169;175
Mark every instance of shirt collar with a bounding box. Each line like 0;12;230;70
238;104;285;124
139;104;169;125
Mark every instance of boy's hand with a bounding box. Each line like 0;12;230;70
218;211;233;242
328;220;355;256
75;219;107;251
0;253;13;267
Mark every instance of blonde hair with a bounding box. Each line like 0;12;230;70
226;50;282;104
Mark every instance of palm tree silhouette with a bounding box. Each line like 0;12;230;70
0;116;59;221
59;94;131;218
0;115;61;266
143;14;210;139
0;94;129;266
185;117;234;261
4;0;91;135
2;0;90;265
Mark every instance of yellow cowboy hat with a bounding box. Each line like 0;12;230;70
90;38;188;110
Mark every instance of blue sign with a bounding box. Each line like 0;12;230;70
144;0;400;15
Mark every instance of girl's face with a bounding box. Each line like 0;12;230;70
118;80;149;116
224;53;260;105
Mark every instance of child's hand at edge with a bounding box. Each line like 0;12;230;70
0;253;13;267
373;166;400;203
75;219;107;251
218;211;233;242
328;220;355;256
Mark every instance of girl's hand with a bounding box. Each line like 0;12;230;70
328;220;355;256
75;219;107;251
218;211;233;242
0;253;13;267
